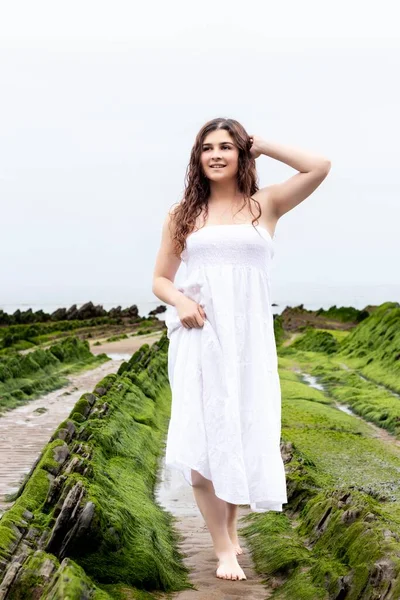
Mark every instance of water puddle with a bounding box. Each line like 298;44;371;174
294;368;356;416
105;353;132;361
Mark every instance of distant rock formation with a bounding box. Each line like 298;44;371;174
0;302;141;326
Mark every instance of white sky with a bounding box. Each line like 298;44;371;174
1;1;399;308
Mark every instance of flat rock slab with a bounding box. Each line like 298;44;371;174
155;456;271;599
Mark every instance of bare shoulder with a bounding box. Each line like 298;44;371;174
162;203;179;237
251;187;280;233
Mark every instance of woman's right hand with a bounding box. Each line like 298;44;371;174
175;295;207;329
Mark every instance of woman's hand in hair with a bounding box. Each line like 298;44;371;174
175;295;207;329
249;134;263;159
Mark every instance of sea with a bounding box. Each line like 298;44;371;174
1;283;399;320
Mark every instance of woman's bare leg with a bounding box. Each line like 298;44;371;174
226;502;243;555
191;469;246;580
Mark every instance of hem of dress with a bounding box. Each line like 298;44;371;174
165;457;288;513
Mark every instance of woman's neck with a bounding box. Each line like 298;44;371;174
207;180;242;205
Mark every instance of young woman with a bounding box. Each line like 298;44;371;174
152;117;331;581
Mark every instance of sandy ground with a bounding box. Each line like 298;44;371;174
155;458;271;599
89;329;164;357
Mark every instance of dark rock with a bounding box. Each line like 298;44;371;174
25;528;40;542
369;559;395;588
75;301;107;320
65;304;79;320
66;420;76;439
364;512;377;522
58;501;95;560
39;557;57;579
123;305;139;318
341;508;362;524
37;530;51;550
94;386;106;397
70;442;92;460
317;506;332;532
281;440;294;463
53;444;70;465
85;393;97;406
335;573;352;599
0;548;30;598
64;457;84;475
5;525;24;556
44;475;67;510
45;481;85;556
44;557;93;599
149;305;167;316
54;428;69;442
50;307;67;321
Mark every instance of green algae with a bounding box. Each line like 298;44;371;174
0;337;109;414
315;305;369;323
105;333;129;342
0;333;192;598
279;325;400;437
274;314;285;345
292;329;339;354
281;378;332;405
0;316;120;352
338;301;400;393
240;353;400;598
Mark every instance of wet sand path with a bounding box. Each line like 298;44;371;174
155;457;271;599
0;359;122;514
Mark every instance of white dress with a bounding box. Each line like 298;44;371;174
164;223;288;512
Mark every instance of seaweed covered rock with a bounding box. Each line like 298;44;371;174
340;302;400;373
292;328;339;354
240;362;400;598
0;337;109;414
0;332;192;598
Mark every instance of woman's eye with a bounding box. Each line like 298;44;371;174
203;146;231;151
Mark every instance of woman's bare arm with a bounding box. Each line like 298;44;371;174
152;211;187;308
250;136;331;219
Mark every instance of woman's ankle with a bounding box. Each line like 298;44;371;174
214;539;236;557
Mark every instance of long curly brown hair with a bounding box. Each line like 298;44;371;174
169;117;261;257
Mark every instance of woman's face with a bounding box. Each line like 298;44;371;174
200;129;239;181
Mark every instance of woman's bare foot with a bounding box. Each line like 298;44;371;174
216;550;247;580
228;526;243;555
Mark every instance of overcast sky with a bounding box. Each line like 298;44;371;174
1;1;399;310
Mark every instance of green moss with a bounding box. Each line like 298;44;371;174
240;349;400;598
73;397;91;416
315;304;369;323
40;556;113;599
105;333;129;342
0;333;192;597
292;329;339;354
339;301;400;392
0;337;110;415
